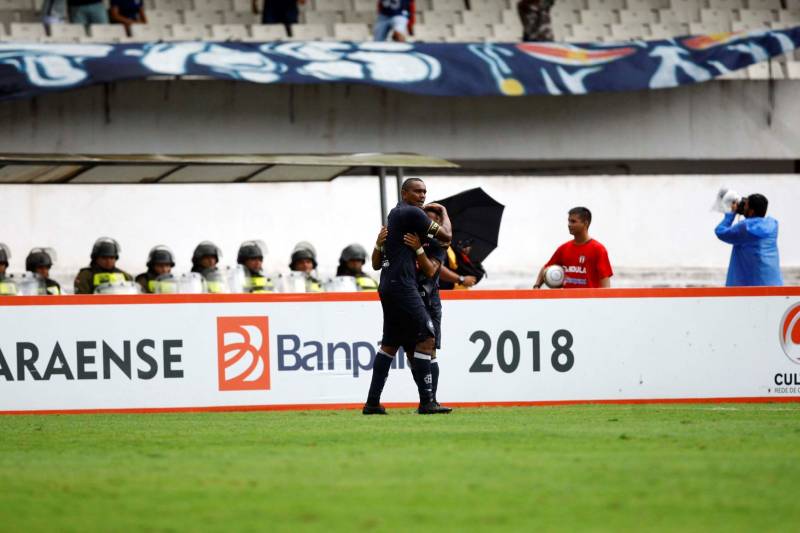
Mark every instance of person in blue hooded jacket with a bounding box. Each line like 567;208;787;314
715;193;783;287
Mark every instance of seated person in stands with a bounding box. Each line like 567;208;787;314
374;0;413;42
109;0;147;30
336;243;377;291
135;245;175;294
191;241;226;293
26;247;62;295
289;241;322;292
74;237;133;294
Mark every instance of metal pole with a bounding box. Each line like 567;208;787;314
395;167;404;202
378;167;387;224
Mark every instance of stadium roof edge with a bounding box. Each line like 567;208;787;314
0;152;458;222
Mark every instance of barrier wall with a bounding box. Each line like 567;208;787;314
1;288;799;414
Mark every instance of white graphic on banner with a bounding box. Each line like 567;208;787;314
0;43;112;87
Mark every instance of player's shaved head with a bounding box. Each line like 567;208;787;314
401;177;425;191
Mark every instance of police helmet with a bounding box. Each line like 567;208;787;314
147;245;176;269
91;237;121;260
25;247;55;272
0;242;9;266
237;240;266;264
192;241;222;267
340;243;367;263
289;241;318;269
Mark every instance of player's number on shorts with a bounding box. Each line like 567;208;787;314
468;330;575;373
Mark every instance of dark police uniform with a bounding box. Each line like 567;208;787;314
379;202;440;347
243;268;275;293
0;274;16;295
43;278;62;295
74;265;133;294
135;272;160;294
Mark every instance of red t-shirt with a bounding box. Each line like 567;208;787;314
545;239;613;288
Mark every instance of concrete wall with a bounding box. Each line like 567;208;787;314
0;175;797;288
0;79;798;160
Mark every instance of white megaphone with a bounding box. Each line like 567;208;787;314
712;188;741;213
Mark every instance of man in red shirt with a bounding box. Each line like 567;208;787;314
533;206;613;289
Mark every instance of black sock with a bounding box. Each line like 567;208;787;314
412;352;434;404
408;357;422;390
431;359;439;402
366;351;394;405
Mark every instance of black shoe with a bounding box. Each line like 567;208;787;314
418;401;452;414
362;403;387;415
433;401;453;414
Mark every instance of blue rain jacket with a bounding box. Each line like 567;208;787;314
715;213;783;287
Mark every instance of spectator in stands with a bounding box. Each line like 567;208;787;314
533;206;613;289
374;0;413;41
517;0;554;42
67;0;109;24
136;245;175;294
74;237;133;294
109;0;147;31
337;243;378;291
26;248;61;295
715;193;783;287
253;0;305;36
289;241;322;292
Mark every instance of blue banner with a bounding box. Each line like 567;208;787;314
0;27;797;100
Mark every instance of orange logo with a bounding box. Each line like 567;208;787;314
217;316;270;391
779;303;800;365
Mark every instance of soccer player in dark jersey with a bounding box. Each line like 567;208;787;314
363;178;452;415
402;205;451;412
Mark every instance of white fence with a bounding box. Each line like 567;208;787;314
1;287;798;414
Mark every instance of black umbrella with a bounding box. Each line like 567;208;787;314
434;187;505;263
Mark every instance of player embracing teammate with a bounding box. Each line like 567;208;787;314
363;178;453;415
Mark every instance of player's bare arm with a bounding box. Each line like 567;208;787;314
424;202;453;243
371;226;387;270
599;277;611;288
439;263;476;287
533;265;547;289
403;233;440;278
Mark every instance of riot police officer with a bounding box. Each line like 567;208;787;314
289;241;322;292
237;240;274;293
74;237;133;294
135;245;175;294
25;247;61;295
0;243;14;295
337;243;378;291
191;241;226;293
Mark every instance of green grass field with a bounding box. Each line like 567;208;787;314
1;404;799;532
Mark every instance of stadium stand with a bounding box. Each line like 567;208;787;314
210;23;249;40
86;23;128;42
0;0;796;76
